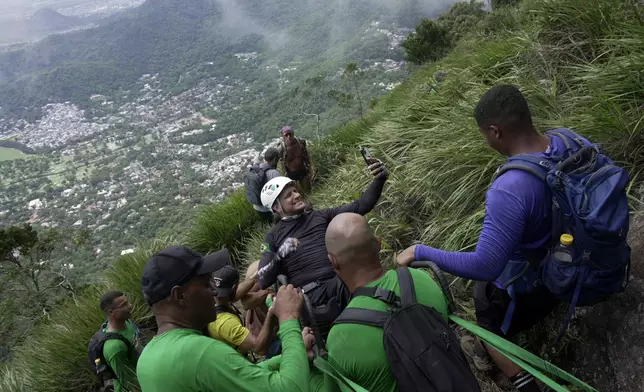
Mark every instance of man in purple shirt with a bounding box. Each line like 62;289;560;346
397;85;590;392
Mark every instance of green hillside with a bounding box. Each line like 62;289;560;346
1;0;643;391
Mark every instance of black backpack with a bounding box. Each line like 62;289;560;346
334;268;481;392
88;323;133;391
244;164;270;206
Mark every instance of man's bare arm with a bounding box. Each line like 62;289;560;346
238;309;277;355
235;273;258;301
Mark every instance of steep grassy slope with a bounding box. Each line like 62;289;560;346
1;0;642;391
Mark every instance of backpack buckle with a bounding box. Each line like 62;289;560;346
374;287;399;305
538;160;551;168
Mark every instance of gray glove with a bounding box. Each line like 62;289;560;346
277;237;300;260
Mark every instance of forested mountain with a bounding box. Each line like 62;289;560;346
0;0;452;119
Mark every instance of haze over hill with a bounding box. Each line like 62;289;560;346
0;0;458;115
0;0;145;46
0;0;457;272
0;8;85;46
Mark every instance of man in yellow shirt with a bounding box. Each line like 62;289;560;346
207;264;277;356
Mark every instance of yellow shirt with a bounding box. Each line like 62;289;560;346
207;311;250;353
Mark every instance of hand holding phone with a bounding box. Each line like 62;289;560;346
360;146;374;165
360;146;388;180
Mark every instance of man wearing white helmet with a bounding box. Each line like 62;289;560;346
256;157;388;337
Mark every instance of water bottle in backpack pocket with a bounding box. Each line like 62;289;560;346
541;234;631;306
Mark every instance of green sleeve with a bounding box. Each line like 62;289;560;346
198;319;310;392
259;355;282;371
103;340;137;391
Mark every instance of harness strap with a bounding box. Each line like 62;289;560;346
501;284;517;336
555;266;586;345
301;281;319;294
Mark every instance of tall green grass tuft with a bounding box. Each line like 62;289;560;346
186;190;259;258
0;365;28;392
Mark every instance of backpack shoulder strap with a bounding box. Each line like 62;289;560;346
546;128;586;149
396;267;416;305
258;165;270;182
334;308;389;328
300;138;310;163
96;332;132;359
494;154;552;182
351;286;399;304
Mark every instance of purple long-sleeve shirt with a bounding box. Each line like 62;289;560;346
415;132;589;284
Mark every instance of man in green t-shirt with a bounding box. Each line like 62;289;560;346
322;213;449;392
98;290;141;392
136;245;312;392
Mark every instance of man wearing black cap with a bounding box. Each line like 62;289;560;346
206;265;278;357
136;245;312;392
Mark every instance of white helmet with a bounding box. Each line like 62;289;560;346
261;176;295;210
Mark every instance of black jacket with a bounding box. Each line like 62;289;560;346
258;175;386;290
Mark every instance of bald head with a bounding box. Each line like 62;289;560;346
326;213;380;268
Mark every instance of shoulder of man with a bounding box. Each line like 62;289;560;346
103;336;130;359
213;311;242;326
213;313;249;341
408;268;440;294
262;229;277;250
490;167;544;197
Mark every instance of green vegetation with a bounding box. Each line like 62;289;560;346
402;0;486;64
402;19;452;64
2;0;643;391
0;147;26;161
0;225;96;361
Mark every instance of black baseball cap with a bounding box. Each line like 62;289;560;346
211;264;240;298
203;249;231;271
141;246;230;305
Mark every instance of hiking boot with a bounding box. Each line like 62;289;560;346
460;335;515;390
460;335;494;372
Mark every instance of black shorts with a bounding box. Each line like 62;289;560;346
474;281;558;338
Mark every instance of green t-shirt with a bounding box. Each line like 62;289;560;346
324;269;449;392
103;320;141;392
136;319;310;392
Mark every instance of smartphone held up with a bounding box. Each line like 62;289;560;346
360;146;373;166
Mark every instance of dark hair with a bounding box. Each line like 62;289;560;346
264;147;279;162
100;291;124;312
474;85;533;131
